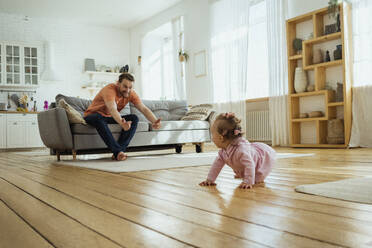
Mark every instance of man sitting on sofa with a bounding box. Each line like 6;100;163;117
84;73;161;161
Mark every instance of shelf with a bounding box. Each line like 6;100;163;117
85;71;121;80
328;102;344;107
289;54;303;60
0;84;39;90
85;71;121;76
291;143;346;148
291;90;329;98
304;59;343;70
292;117;327;122
303;32;341;46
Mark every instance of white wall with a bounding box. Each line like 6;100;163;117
130;0;211;105
0;13;130;110
287;0;329;18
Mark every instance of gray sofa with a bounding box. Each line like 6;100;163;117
38;94;214;160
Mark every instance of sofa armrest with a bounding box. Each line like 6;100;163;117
207;111;216;126
37;107;73;150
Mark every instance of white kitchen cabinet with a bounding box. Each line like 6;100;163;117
0;114;6;148
6;114;26;148
4;113;44;148
26;116;44;147
0;42;40;87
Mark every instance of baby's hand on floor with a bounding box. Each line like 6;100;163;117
199;180;216;186
238;182;252;189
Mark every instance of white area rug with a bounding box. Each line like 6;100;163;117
295;177;372;204
53;152;313;173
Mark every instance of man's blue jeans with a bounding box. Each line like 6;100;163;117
84;113;139;158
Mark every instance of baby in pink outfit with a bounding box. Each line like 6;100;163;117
200;112;276;189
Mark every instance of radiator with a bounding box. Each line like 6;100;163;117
246;111;271;142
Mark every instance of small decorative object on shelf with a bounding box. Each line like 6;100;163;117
325;50;331;62
119;65;129;73
336;13;341;32
324;23;337;35
313;49;324;64
292;38;303;54
43;100;49;111
308;111;323;118
307;84;315;92
333;44;342;60
336;82;344;102
299;113;309;118
294;67;308;93
84;58;96;71
327;119;344;144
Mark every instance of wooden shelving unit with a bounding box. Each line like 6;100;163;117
286;4;352;148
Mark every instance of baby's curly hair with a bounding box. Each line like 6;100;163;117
214;112;243;140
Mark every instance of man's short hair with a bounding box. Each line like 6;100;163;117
118;73;135;83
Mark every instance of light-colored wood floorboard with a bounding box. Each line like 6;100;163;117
1;146;372;247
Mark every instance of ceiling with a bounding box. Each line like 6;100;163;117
0;0;183;29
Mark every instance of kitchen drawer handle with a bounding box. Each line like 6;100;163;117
13;122;17;125
32;122;36;125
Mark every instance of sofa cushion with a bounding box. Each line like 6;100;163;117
149;120;210;131
56;94;92;116
181;104;213;121
72;121;149;134
130;100;187;122
58;99;87;125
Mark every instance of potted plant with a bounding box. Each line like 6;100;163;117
178;50;189;62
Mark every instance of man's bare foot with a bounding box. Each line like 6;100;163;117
116;152;127;161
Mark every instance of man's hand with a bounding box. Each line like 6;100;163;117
238;182;252;189
199;180;216;186
152;118;161;129
121;120;132;131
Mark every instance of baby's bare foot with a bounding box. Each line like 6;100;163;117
255;181;266;187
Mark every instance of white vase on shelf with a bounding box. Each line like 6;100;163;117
294;67;308;93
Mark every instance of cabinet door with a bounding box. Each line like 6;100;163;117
6;117;25;148
24;46;38;86
26;117;44;147
0;114;6;148
5;44;21;85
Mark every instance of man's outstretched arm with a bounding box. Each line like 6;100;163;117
134;102;161;129
105;100;131;131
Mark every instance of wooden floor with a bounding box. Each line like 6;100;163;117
1;145;372;248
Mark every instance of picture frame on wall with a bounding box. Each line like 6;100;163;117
194;50;207;77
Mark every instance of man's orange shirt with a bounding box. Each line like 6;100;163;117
84;83;141;117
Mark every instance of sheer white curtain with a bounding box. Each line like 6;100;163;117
347;0;372;147
266;0;289;146
141;19;186;100
171;16;186;100
209;0;251;134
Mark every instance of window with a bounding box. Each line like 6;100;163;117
141;17;185;100
210;0;269;102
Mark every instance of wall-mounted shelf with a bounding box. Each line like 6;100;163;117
85;71;121;80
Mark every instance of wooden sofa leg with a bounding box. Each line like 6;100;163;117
195;143;204;153
56;151;61;161
72;150;77;160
